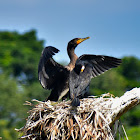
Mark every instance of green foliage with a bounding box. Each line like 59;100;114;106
0;73;27;139
90;69;127;97
24;82;50;101
0;73;27;118
0;30;44;83
121;105;140;127
117;56;140;89
0;119;19;140
118;56;140;80
0;30;140;139
127;126;140;140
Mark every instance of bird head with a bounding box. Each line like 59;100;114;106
67;37;90;50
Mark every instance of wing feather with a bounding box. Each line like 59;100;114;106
79;54;122;78
38;46;67;90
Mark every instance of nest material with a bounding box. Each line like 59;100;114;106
17;88;140;140
18;95;116;140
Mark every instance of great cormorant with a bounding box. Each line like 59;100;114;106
69;55;122;107
38;37;90;101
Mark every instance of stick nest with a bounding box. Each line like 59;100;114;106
18;93;121;140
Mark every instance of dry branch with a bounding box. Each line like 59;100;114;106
16;87;140;140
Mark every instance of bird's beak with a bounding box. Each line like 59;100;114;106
76;37;90;45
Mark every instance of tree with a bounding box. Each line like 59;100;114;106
0;30;44;83
0;73;28;139
90;69;127;97
117;56;140;89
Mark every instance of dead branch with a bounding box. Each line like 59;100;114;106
106;87;140;126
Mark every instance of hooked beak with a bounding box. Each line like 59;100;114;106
76;37;90;45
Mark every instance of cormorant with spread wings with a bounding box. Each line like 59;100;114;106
38;37;122;107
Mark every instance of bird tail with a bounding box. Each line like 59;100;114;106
71;98;80;107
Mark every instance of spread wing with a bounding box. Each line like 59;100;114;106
78;54;122;78
38;46;67;90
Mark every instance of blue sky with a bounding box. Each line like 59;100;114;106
0;0;140;62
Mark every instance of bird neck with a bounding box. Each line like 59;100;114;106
67;48;78;71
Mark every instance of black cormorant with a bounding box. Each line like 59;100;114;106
38;37;90;101
69;55;122;107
